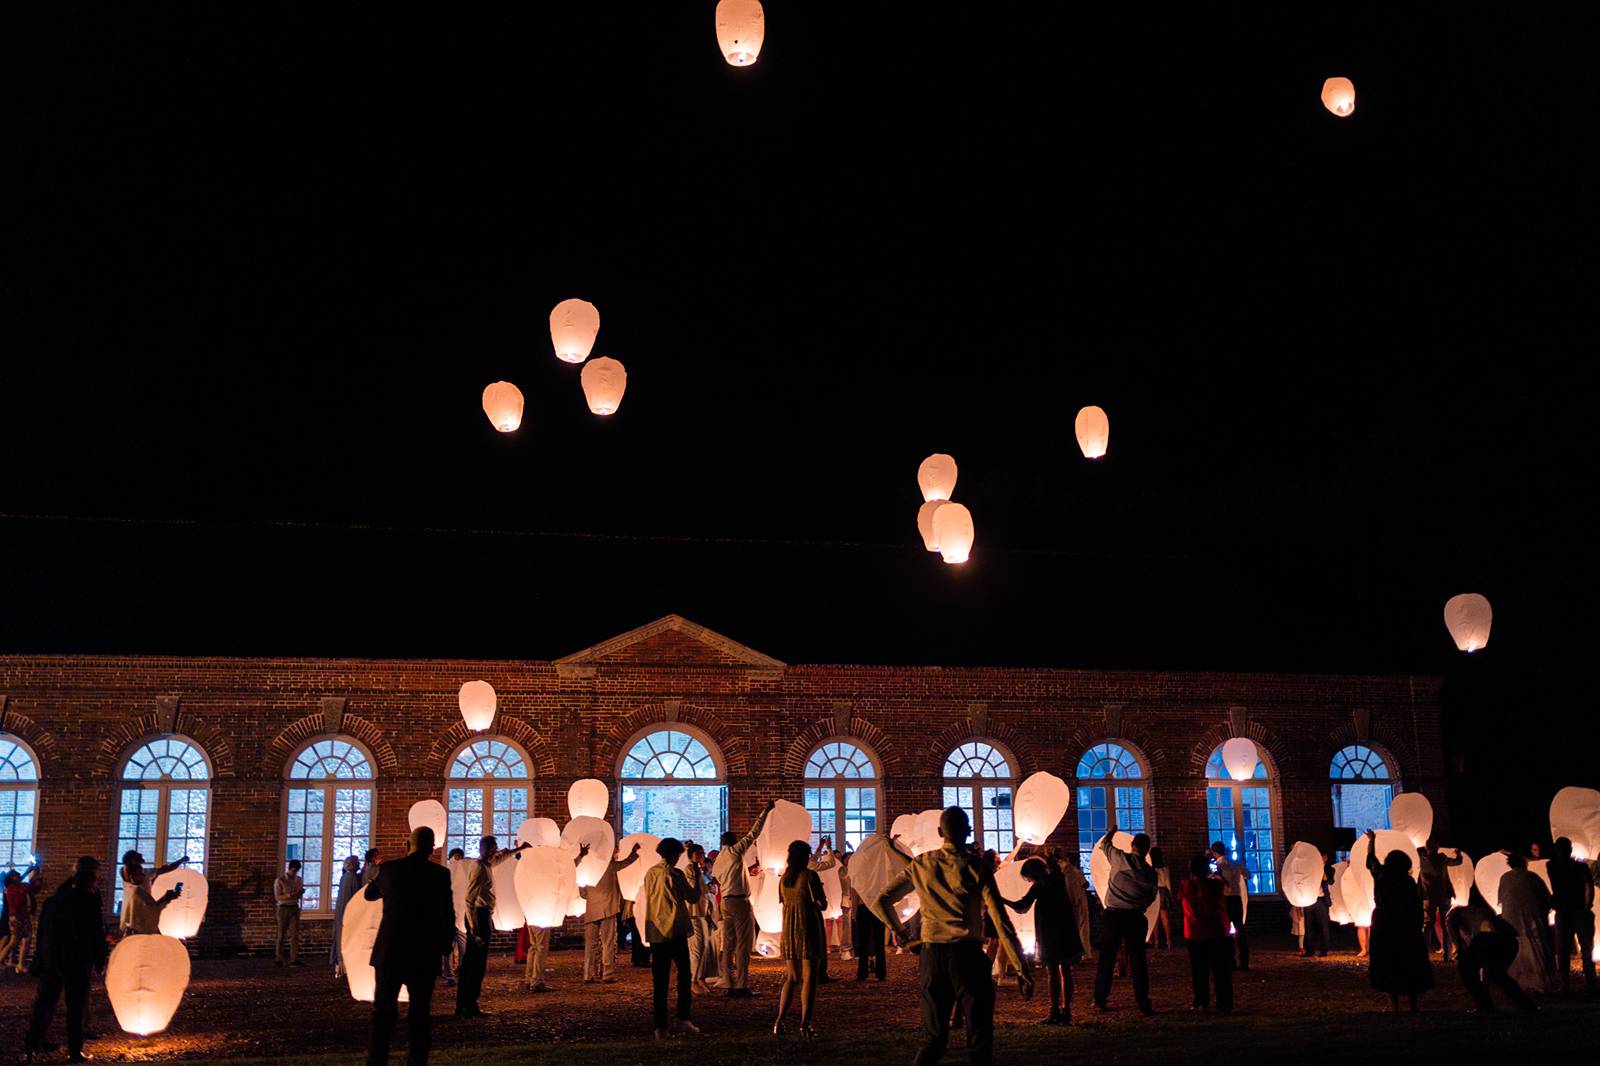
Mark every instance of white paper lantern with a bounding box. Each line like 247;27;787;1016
549;298;600;365
850;835;917;920
1074;405;1109;459
756;799;814;875
916;500;948;552
1321;77;1356;117
912;809;945;856
1279;841;1325;909
994;861;1035;954
1473;851;1511;913
715;0;765;67
1529;858;1553;895
340;890;407;1003
1549;786;1600;862
931;503;974;565
752;869;783;934
1443;593;1492;652
1220;738;1258;782
818;864;843;921
1014;771;1071;845
1090;833;1161;936
889;813;917;846
516;817;562;850
150;869;208;940
566;778;610;820
615;833;661;903
1388;793;1434;848
1438;848;1475;905
562;816;617;888
491;853;524;931
1328;861;1352;925
916;454;958;503
105;934;190;1035
480;382;524;433
1346;830;1418;927
458;680;496;731
450;857;471;933
580;356;627;415
567;893;587;917
514;845;576;929
408;800;448;853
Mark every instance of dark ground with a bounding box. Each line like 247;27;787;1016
3;935;1594;1064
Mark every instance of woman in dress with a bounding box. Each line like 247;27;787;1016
330;855;362;978
1004;849;1081;1024
773;839;827;1037
1363;830;1433;1011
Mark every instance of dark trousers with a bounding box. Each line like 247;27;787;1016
1303;898;1331;956
1554;908;1598;993
368;963;437;1066
26;967;90;1055
651;936;692;1030
854;907;887;980
1459;932;1536;1012
1423;897;1453;959
1094;908;1150;1009
1224;895;1248;968
915;941;995;1066
1185;937;1233;1010
455;907;491;1015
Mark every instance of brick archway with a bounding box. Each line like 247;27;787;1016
0;706;60;770
263;714;401;777
93;711;237;779
425;715;558;779
782;716;901;778
600;703;747;779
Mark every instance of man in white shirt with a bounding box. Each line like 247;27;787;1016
710;800;774;998
274;859;305;965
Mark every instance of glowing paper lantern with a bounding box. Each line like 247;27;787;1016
516;817;562;850
491;853;524;931
567;894;587;917
1549;786;1600;861
917;454;958;503
1090;833;1161;937
1346;830;1418;927
458;680;496;731
1473;851;1511;913
1220;738;1259;782
105;934;190;1035
994;861;1035;954
480;382;524;433
1321;77;1356;117
341;890;406;1003
1074;405;1109;459
912;809;945;856
567;778;610;820
756;800;814;875
150;869;208;940
1014;771;1071;845
818;864;843;921
916;500;948;552
549;298;600;365
1328;861;1352;925
752;869;783;934
408;800;447;853
1388;793;1435;848
715;0;765;67
514;845;576;929
931;503;974;564
851;835;920;921
1439;848;1475;904
1443;593;1492;652
562;816;616;888
889;814;917;845
450;857;471;933
615;833;660;902
1529;858;1553;895
1279;841;1325;909
579;356;627;416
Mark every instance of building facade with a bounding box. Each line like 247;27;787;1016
0;614;1445;953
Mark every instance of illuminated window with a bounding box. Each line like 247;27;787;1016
117;737;210;911
1206;744;1278;894
1330;744;1398;860
446;738;531;857
1075;742;1146;884
802;740;881;851
284;738;374;912
942;741;1015;853
0;735;41;873
619;728;727;847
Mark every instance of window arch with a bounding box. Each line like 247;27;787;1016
284;738;375;913
1330;744;1399;856
1205;743;1278;894
1074;741;1147;882
942;740;1015;853
617;727;727;847
116;736;211;911
803;740;881;851
1;735;41;873
446;738;531;858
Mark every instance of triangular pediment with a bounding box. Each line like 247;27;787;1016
554;615;786;671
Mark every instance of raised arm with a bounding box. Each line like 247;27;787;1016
871;868;915;939
1363;831;1381;877
1005;883;1040;914
729;801;776;861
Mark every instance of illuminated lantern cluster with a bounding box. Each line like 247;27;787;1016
1075;405;1109;459
105;934;190;1035
1321;77;1356;117
150;869;209;939
715;0;765;67
1443;593;1493;652
581;356;628;416
458;680;496;731
914;453;974;564
408;800;448;852
481;381;524;433
567;778;610;820
1220;737;1258;782
549;299;600;365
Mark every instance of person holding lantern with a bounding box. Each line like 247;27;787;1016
580;839;642;984
364;827;454;1066
711;799;775;998
1096;812;1157;1013
456;834;531;1018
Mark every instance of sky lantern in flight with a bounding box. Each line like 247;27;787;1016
105;934;190;1035
458;680;496;731
1321;77;1356;117
715;0;765;67
1220;737;1259;781
931;502;974;564
480;382;523;432
580;357;627;415
917;454;958;502
1074;405;1109;459
917;500;948;552
1013;771;1071;844
1443;593;1492;652
567;778;609;820
549;298;600;364
1279;842;1326;908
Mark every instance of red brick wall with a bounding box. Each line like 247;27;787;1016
0;625;1445;953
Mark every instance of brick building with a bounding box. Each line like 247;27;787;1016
0;614;1444;954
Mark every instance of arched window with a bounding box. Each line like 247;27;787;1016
1330;744;1398;858
1075;742;1147;882
802;740;881;851
446;738;531;857
116;736;211;911
618;727;727;846
1;735;41;873
1205;744;1278;894
284;738;375;913
942;741;1015;853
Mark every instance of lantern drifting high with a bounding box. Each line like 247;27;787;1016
1321;77;1356;118
917;454;958;503
1074;405;1109;459
151;869;209;940
457;680;496;731
1549;786;1600;862
514;845;576;929
1279;841;1325;909
580;356;627;415
480;382;524;433
931;502;974;564
1388;793;1435;848
407;800;447;853
105;934;190;1035
562;816;616;888
1013;771;1071;845
1443;593;1493;652
715;0;765;67
549;298;600;365
916;500;948;552
567;778;610;820
755;799;813;875
1220;737;1259;782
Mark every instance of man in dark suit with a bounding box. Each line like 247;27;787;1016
25;857;109;1064
365;827;455;1066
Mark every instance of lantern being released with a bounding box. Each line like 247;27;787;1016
480;382;524;433
1220;738;1258;782
1388;793;1435;848
567;778;610;820
1443;593;1492;652
151;869;208;939
1321;77;1356;117
491;853;524;931
458;680;496;731
580;356;627;415
1474;851;1513;913
756;800;813;875
715;0;765;67
614;833;661;902
515;845;578;928
407;800;448;852
932;502;974;564
105;934;190;1035
1438;848;1475;905
1279;841;1325;909
341;891;404;1003
549;298;600;364
1013;771;1071;845
1091;833;1161;938
1074;405;1109;459
1549;786;1600;861
916;453;958;503
562;816;616;888
1345;830;1418;926
516;817;562;850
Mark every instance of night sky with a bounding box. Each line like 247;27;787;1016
2;6;1594;840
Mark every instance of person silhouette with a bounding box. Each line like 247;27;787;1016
365;827;455;1066
25;857;107;1064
